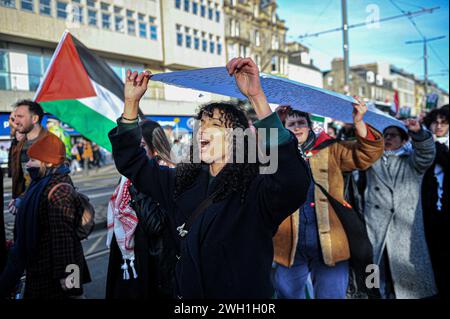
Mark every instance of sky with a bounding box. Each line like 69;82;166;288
277;0;449;92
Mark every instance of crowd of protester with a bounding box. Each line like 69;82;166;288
0;57;448;300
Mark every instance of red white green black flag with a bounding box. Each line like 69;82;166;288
34;31;124;151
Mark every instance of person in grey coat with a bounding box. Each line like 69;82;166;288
362;119;437;299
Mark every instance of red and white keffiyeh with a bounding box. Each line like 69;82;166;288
106;176;138;280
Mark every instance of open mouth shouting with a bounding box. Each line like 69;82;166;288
199;138;211;153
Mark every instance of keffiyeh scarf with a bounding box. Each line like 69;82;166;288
106;176;138;280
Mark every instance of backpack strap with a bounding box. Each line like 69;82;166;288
48;182;74;201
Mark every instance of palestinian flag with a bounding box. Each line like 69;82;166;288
34;31;124;151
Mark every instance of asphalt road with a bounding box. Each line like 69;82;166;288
83;229;109;299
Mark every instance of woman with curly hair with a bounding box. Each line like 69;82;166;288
108;57;311;299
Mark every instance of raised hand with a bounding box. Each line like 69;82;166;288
122;69;151;122
352;96;368;124
226;57;263;99
226;57;271;119
352;96;369;138
404;118;421;133
275;105;293;123
124;69;151;102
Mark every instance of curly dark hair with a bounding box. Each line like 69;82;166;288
174;102;259;203
423;104;449;129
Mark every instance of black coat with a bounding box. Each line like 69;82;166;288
105;185;178;299
109;125;310;299
422;141;449;297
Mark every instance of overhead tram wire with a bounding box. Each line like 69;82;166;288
297;6;439;40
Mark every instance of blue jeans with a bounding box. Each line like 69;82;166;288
274;184;349;299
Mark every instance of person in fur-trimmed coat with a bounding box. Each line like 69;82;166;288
273;103;384;299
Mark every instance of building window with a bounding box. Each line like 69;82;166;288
177;33;183;46
255;54;261;69
359;86;366;97
39;0;51;15
87;0;97;26
253;3;259;17
184;0;189;12
0;52;51;91
57;1;67;19
230;19;240;36
202;39;207;52
21;0;33;12
100;2;111;29
239;44;246;57
175;0;181;9
138;13;147;38
115;15;124;32
102;13;110;29
1;0;16;8
255;30;260;46
194;37;199;50
272;35;279;50
200;3;205;17
208;7;213;20
88;9;97;26
192;1;198;14
149;16;157;40
127;10;135;35
217;42;222;55
138;24;147;38
271;56;279;72
27;54;44;91
100;1;108;11
72;0;84;24
210;41;214;54
186;35;192;48
215;9;220;22
176;24;183;46
0;51;10;90
138;22;146;38
114;7;124;32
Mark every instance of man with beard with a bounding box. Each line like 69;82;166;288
9;100;50;213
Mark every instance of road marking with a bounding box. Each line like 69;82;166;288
85;233;107;256
85;229;108;240
89;191;114;199
85;248;110;261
